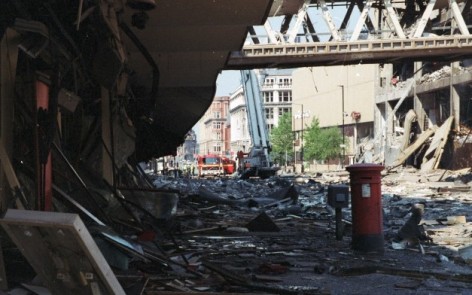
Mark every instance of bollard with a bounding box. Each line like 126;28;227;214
346;163;384;254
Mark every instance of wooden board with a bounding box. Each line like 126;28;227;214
421;116;454;172
0;209;125;295
389;127;436;169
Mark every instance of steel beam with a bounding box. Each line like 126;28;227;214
451;0;470;35
411;0;436;38
350;0;374;41
228;36;472;69
287;3;309;43
264;21;283;44
384;0;406;38
319;0;341;41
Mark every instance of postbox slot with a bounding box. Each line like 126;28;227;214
360;177;372;180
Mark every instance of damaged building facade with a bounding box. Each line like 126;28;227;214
291;61;472;172
376;61;472;170
1;0;472;294
288;1;472;172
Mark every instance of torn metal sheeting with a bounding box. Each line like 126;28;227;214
0;209;125;295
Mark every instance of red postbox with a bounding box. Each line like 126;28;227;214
346;163;384;254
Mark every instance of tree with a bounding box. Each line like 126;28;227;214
303;117;322;161
318;127;343;161
269;112;293;165
304;117;343;163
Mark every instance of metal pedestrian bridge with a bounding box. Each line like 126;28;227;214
227;35;472;69
226;0;472;69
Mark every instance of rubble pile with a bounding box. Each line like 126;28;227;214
417;64;472;85
2;166;472;294
418;65;453;84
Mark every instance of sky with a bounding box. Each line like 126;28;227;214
213;6;357;97
215;70;242;96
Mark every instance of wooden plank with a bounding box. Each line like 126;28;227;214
388;127;436;169
421;116;454;172
0;209;125;295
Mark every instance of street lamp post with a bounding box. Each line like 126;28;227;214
301;104;304;173
339;85;345;168
292;103;304;173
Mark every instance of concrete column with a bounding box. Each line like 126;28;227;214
413;62;425;131
450;62;460;132
384;101;393;148
373;102;383;154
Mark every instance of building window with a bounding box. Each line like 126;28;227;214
279;91;292;102
216;132;222;140
265;107;274;119
267;124;274;131
280;78;292;86
278;107;291;117
214;111;221;119
264;78;274;86
213;143;221;153
213;121;222;129
263;92;273;103
380;77;386;87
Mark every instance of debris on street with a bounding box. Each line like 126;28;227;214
1;164;472;294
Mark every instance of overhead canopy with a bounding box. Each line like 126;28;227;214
120;0;275;159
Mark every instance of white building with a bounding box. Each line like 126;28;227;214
229;69;293;156
261;69;294;131
229;85;251;154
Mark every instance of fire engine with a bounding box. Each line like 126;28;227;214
197;154;236;177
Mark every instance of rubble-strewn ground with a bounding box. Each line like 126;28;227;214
3;167;472;294
140;167;472;294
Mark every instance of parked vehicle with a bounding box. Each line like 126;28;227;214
197;154;235;177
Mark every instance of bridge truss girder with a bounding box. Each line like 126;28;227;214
229;0;472;69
